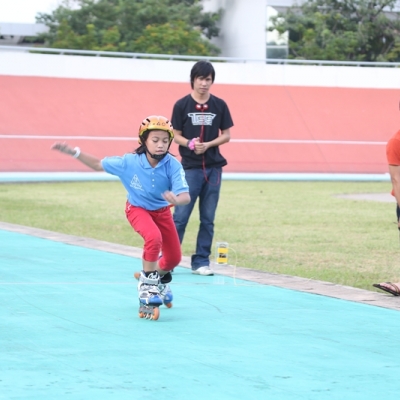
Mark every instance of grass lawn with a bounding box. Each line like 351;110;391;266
0;179;398;292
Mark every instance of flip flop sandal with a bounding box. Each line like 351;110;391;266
373;282;400;296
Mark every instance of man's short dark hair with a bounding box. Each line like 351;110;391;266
190;61;215;89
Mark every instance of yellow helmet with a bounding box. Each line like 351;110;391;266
138;115;174;145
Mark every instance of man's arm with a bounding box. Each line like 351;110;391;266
193;128;231;155
207;128;231;147
173;129;193;148
389;164;400;208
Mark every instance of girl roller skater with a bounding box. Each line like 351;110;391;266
51;116;190;320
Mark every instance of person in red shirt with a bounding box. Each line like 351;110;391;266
373;129;400;296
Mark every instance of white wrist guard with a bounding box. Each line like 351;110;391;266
73;147;81;158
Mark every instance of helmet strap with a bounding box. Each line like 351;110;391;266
145;147;167;161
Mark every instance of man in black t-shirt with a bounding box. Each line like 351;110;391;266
171;61;234;275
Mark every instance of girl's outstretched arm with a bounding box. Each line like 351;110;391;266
51;142;104;171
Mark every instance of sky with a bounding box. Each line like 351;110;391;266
0;0;62;23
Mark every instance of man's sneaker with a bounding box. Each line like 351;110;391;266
192;266;214;276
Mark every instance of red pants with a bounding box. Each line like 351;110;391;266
125;202;181;272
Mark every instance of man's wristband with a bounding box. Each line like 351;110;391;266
72;147;81;158
187;139;195;150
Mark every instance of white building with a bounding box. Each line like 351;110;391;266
0;22;48;45
202;0;291;59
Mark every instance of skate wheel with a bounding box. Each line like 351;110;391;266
152;307;160;320
139;311;144;318
165;302;173;309
133;272;140;280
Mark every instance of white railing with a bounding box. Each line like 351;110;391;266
1;45;400;67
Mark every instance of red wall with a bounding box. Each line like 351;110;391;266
0;75;398;173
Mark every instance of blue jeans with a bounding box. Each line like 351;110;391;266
173;167;222;269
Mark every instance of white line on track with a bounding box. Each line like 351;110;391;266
0;135;387;145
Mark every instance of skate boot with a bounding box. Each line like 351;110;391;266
137;271;163;320
159;272;173;308
137;270;163;306
135;271;173;308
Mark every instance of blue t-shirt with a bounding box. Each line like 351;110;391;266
101;153;189;211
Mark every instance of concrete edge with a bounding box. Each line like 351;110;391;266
1;221;399;311
0;172;391;183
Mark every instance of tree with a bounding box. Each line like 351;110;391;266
132;21;220;55
36;0;221;55
269;0;400;62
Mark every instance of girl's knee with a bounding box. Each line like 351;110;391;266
159;254;181;272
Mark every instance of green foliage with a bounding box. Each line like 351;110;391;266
132;21;220;56
36;0;221;56
50;20;125;51
269;0;400;61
